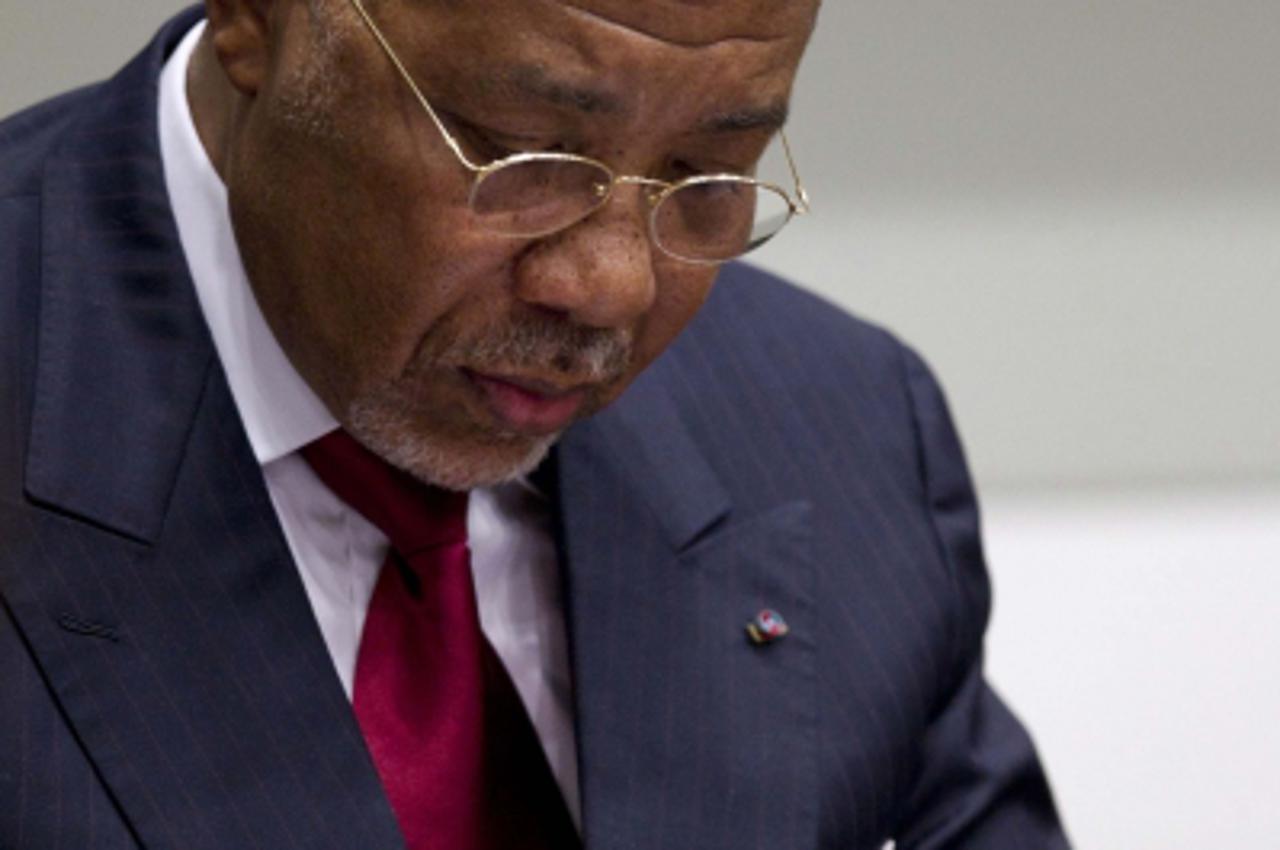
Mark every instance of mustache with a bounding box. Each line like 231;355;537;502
437;312;634;383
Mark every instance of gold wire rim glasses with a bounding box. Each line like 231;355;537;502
345;0;812;265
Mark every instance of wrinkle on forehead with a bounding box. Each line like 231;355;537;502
557;0;817;48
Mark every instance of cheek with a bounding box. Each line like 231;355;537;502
310;167;518;370
372;217;526;368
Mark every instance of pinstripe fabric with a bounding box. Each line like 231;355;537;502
1;8;1069;850
553;271;1069;849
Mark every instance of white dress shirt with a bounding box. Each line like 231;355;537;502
157;20;580;827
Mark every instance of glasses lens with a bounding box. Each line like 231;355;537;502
652;177;793;263
470;155;613;237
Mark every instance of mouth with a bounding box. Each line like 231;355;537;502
461;368;591;436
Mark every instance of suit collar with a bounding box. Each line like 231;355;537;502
26;6;210;543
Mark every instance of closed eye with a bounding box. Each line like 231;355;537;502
670;157;755;182
444;113;561;161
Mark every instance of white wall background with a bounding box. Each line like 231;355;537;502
982;485;1280;849
4;2;1278;847
756;0;1280;490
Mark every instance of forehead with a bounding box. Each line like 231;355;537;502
553;0;818;46
398;0;816;125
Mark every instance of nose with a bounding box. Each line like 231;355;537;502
511;187;658;329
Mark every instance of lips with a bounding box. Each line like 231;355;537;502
462;369;589;435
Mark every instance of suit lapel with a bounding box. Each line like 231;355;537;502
556;362;820;850
6;13;402;849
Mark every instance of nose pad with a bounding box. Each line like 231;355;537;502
511;187;658;330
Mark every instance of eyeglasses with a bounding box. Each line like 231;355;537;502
346;0;810;265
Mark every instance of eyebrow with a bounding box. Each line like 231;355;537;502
699;102;790;134
485;64;789;134
494;64;625;115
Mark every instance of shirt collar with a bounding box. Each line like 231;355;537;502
158;18;337;466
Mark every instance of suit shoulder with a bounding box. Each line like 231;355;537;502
655;262;928;471
0;83;102;198
679;261;912;377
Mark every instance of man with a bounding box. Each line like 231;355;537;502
0;0;1070;848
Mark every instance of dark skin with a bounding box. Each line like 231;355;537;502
192;0;817;488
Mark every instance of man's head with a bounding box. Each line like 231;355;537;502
193;0;818;489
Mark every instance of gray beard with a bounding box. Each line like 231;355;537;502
345;391;557;491
343;306;632;490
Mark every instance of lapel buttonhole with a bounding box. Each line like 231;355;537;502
56;612;121;642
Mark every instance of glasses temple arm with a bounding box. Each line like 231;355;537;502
779;129;811;214
347;0;485;172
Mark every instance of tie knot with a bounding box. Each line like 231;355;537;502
301;429;467;557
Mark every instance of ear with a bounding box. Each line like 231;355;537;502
203;0;276;96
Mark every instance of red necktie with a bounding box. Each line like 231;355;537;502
302;430;579;850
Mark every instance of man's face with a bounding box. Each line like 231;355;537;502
221;0;815;489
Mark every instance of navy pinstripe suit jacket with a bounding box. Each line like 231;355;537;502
0;10;1070;850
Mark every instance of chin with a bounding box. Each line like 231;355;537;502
344;395;556;491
